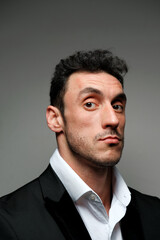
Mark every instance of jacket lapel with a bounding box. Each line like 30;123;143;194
120;190;145;240
39;165;91;240
127;188;160;240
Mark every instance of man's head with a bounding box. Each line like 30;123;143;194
50;49;128;115
47;50;128;169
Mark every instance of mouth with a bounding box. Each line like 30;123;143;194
99;135;121;144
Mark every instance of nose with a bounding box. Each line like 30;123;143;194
101;104;119;129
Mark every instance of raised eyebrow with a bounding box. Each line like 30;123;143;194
78;87;104;98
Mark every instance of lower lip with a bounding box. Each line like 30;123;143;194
100;138;120;144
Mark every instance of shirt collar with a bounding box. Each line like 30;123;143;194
112;167;131;207
50;149;91;201
50;149;131;206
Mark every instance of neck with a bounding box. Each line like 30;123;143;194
58;144;113;214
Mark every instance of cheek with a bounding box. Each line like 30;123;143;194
119;116;126;130
72;115;96;129
65;108;98;127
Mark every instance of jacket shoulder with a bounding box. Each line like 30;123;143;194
0;177;43;216
0;177;44;239
130;187;160;205
129;187;160;219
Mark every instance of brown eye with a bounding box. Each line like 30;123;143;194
85;102;94;107
84;102;96;110
113;104;123;112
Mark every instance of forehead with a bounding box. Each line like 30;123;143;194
65;71;123;97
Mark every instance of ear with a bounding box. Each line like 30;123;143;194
46;105;64;133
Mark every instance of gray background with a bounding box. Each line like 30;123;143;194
1;0;160;197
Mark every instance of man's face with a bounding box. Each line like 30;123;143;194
62;71;126;168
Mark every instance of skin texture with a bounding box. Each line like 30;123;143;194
46;71;126;213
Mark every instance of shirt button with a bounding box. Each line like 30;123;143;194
90;194;96;201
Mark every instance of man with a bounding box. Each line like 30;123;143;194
0;50;160;240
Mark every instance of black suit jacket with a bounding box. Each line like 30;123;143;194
0;165;160;240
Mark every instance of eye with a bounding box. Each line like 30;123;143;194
84;102;97;110
113;104;124;112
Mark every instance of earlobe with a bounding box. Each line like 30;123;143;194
46;106;64;133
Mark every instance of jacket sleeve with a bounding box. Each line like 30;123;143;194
0;214;18;240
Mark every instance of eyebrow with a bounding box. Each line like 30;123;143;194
112;93;127;102
78;87;127;102
78;87;104;98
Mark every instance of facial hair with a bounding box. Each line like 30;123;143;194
64;127;124;169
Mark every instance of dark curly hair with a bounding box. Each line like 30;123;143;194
50;49;128;114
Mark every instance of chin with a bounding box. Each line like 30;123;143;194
88;153;121;168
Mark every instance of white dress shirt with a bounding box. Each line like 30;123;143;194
50;149;131;240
